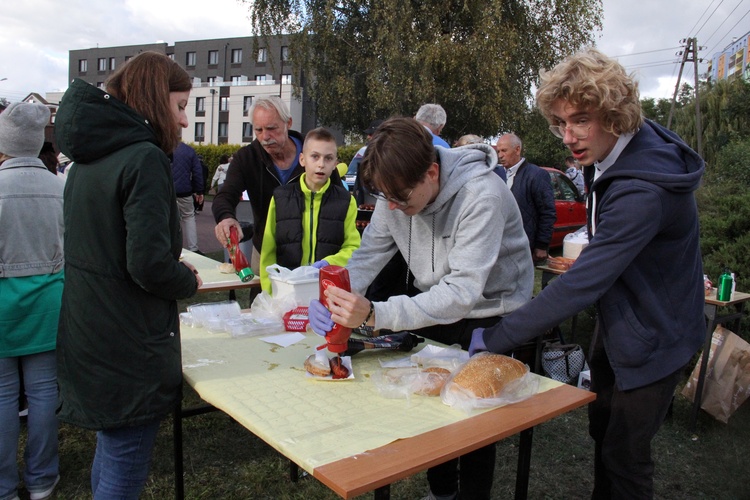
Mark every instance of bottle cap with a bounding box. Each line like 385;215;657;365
236;267;255;282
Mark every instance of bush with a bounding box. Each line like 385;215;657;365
189;143;243;193
698;137;750;333
338;143;364;166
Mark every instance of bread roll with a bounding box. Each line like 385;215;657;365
414;367;451;396
304;353;331;377
451;354;527;398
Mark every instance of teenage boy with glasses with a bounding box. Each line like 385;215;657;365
309;117;533;500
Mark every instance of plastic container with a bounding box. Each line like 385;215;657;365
187;300;241;328
223;315;283;338
268;273;318;305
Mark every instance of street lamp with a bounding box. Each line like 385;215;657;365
278;47;284;98
209;89;216;145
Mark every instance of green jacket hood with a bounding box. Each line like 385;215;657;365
55;78;159;164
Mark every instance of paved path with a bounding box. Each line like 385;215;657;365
194;200;224;254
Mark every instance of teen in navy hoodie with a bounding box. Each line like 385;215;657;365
471;48;705;499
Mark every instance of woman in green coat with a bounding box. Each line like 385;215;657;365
55;52;202;500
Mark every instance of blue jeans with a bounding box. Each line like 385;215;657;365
91;420;161;500
0;351;59;500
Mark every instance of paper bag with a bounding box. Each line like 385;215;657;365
681;325;750;423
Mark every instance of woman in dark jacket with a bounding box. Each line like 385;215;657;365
55;52;202;499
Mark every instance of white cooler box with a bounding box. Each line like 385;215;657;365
267;265;319;305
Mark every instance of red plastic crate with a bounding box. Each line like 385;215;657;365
283;306;309;332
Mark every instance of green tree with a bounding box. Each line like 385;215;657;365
245;0;602;141
641;97;672;127
516;107;569;167
670;78;750;166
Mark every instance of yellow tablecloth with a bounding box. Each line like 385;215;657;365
181;325;561;473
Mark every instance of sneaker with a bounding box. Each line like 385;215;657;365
29;475;60;500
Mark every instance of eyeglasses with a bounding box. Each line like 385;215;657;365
371;188;414;207
549;123;591;140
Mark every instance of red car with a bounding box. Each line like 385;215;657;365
542;167;587;248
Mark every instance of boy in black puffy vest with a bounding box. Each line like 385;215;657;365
259;127;360;293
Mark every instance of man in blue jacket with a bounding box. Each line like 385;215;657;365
171;142;204;252
471;48;705;499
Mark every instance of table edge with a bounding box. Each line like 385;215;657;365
313;383;595;499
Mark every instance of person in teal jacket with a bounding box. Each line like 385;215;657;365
54;52;201;500
260;128;360;293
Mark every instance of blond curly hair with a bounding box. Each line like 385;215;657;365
536;48;643;136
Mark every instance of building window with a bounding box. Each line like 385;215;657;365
242;122;253;140
207;76;217;86
78;59;88;72
218;122;228;138
195;97;205;116
167;54;174;60
257;48;267;62
281;46;289;61
208;50;219;65
186;52;196;66
243;96;253;112
281;74;292;84
97;82;105;89
109;57;116;70
219;96;230;111
98;58;107;71
255;75;267;83
195;122;205;142
231;48;242;64
231;76;242;85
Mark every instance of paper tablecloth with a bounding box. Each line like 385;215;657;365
180;325;561;473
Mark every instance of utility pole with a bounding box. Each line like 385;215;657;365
667;37;703;157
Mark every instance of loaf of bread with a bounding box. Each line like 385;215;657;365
451;353;527;398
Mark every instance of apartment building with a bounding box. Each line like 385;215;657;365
707;30;750;83
67;36;319;145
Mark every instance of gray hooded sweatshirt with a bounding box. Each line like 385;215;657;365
347;144;533;331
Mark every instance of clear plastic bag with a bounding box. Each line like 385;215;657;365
440;353;539;413
186;300;241;329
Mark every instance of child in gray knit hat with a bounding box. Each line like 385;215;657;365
0;100;63;500
0;102;50;158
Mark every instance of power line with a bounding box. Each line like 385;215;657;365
703;0;747;48
705;7;750;54
611;47;681;58
689;0;719;36
695;0;728;38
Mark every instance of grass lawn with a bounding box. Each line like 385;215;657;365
18;251;750;499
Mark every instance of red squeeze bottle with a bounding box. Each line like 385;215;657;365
318;265;352;353
228;226;254;282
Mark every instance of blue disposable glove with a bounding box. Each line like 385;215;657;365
312;260;329;269
308;299;334;336
468;328;488;356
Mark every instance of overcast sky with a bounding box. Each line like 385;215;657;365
2;0;749;104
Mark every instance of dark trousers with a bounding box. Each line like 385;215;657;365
588;322;683;500
417;316;504;499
